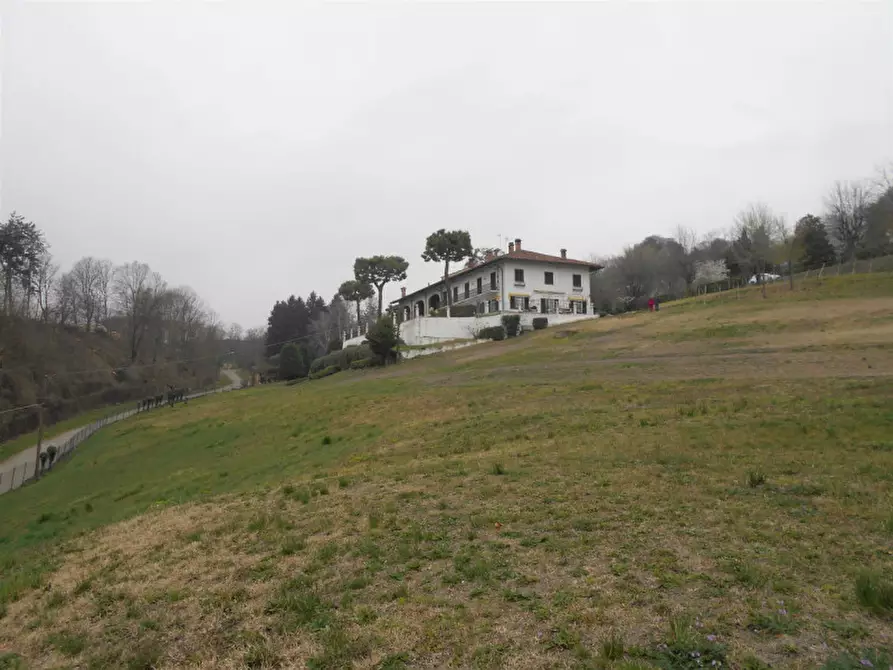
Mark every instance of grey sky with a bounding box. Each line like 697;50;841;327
2;2;891;329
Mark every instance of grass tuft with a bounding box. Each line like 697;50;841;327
854;570;893;615
747;470;767;488
601;631;625;660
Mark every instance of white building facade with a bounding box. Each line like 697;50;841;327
392;239;600;322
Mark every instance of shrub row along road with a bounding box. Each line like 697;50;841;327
0;369;243;495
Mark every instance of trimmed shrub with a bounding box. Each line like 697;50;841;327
309;365;340;380
326;339;343;353
501;314;521;337
310;345;373;374
349;358;375;370
532;317;548;330
476;326;505;341
366;317;401;364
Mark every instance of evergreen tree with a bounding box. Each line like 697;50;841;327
264;295;309;355
279;343;308;379
795;214;836;269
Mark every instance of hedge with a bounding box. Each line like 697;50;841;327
532;317;548;330
476;326;505;341
310;344;373;374
309;365;340;380
349;358;376;370
501;314;521;337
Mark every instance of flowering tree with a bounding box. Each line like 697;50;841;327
693;259;729;291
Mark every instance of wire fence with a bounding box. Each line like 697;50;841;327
796;254;893;280
0;385;237;496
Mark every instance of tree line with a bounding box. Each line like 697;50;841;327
0;212;225;361
262;229;480;379
0;212;229;441
592;164;893;311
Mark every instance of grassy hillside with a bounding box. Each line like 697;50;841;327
1;275;892;669
0;317;228;450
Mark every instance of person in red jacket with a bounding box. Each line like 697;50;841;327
648;297;655;312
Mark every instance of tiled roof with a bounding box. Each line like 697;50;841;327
393;249;602;303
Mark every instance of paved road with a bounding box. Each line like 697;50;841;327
0;370;242;495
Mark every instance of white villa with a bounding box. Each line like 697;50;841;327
393;238;601;321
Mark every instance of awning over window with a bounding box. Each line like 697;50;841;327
568;296;585;301
507;292;529;298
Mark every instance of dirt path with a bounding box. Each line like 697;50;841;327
0;372;242;495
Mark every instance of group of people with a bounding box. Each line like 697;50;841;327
647;297;661;312
137;385;189;412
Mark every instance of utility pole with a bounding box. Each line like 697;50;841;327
34;375;47;480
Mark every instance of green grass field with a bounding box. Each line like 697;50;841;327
1;274;892;669
0;406;129;465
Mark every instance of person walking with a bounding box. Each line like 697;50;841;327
648;297;655;312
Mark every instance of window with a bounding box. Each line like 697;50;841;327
476;277;482;295
510;296;518;309
489;299;499;312
572;274;582;288
514;268;525;283
544;271;554;285
464;282;470;299
453;286;459;302
540;298;559;314
477;302;485;314
510;296;530;310
490;272;497;290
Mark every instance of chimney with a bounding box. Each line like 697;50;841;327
515;238;522;251
400;287;406;298
508;241;515;253
560;248;567;259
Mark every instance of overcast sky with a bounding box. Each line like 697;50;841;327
2;2;891;329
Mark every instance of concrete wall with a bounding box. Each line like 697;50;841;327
402;340;482;360
400;316;477;345
399;312;597;346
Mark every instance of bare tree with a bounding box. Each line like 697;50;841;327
95;259;114;324
227;323;244;340
70;257;102;331
34;253;58;322
824;181;870;261
54;271;79;326
245;327;265;342
731;203;784;298
308;312;335;358
673;225;699;292
167;287;206;344
114;261;167;362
